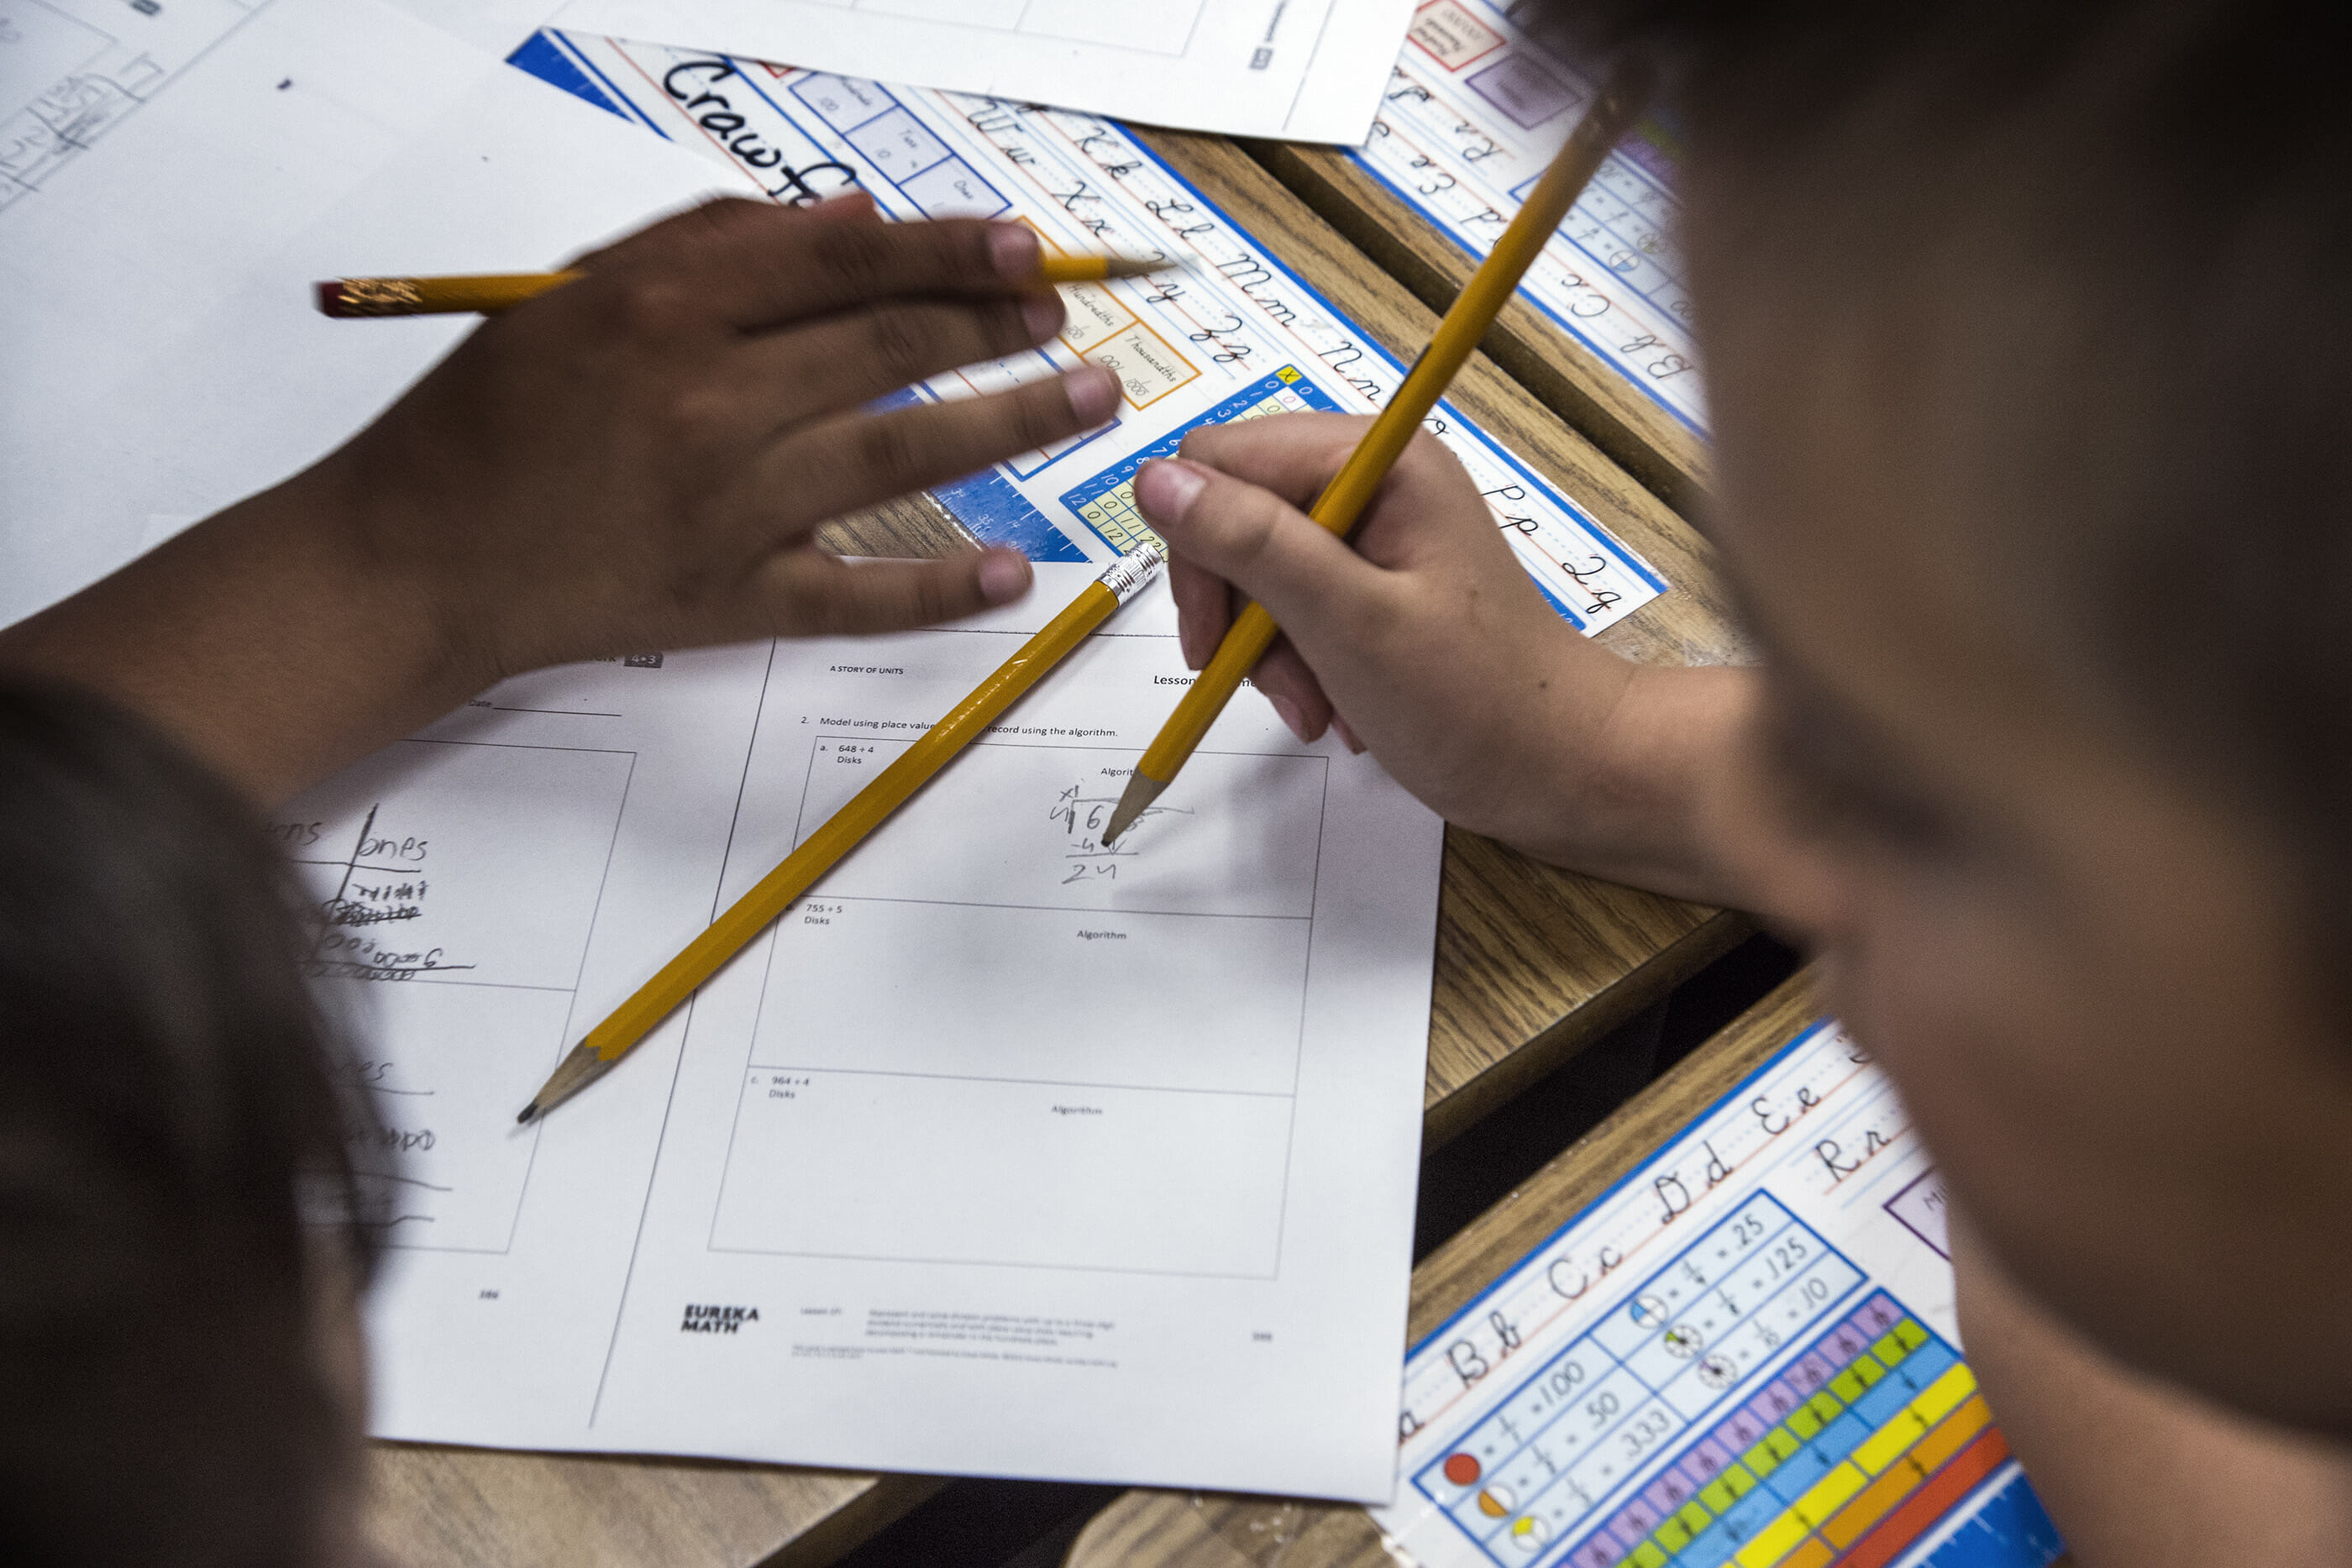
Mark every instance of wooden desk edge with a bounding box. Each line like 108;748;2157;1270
1421;905;1751;1151
1062;971;1823;1568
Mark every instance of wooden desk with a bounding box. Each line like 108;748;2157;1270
1247;141;1710;519
1063;973;1823;1568
366;133;1751;1568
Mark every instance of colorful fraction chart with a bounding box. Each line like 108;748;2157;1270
506;27;1666;632
1373;1024;2066;1568
1352;0;1705;434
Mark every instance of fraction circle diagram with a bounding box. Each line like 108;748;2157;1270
1510;1515;1551;1550
1478;1483;1516;1518
1443;1451;1481;1486
1630;1293;1669;1329
1698;1351;1737;1388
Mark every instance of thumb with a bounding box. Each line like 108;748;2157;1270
1134;458;1384;653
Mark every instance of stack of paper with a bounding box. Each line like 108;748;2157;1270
0;0;1452;1499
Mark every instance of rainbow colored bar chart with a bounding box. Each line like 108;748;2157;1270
1376;1021;2066;1568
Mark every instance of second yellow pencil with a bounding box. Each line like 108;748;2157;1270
518;542;1168;1123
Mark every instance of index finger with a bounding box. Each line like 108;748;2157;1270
585;197;1043;330
1183;415;1483;553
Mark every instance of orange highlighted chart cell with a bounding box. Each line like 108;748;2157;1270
1408;0;1506;71
1052;279;1197;409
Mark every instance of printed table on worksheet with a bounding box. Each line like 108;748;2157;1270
511;28;1666;634
1377;1023;2067;1568
712;735;1330;1277
1352;0;1706;435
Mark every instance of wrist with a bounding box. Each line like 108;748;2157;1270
0;460;495;801
1498;660;1764;906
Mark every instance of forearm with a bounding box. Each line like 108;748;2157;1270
1951;1214;2352;1564
0;463;484;805
1480;652;1793;915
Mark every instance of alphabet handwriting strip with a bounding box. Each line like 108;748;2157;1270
1354;0;1708;434
515;29;1666;632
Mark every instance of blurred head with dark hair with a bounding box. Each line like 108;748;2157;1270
1542;0;2352;1431
0;679;375;1565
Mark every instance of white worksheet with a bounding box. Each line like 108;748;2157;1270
1353;0;1704;433
302;564;1444;1499
0;0;732;625
549;0;1415;142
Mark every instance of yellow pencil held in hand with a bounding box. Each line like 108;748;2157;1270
1098;56;1657;847
316;252;1173;317
517;543;1169;1124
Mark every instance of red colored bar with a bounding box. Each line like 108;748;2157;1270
1829;1426;2013;1568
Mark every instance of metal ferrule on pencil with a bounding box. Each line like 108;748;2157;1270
1098;538;1169;604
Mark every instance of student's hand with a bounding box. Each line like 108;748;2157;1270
328;194;1110;674
0;196;1116;801
1133;413;1765;904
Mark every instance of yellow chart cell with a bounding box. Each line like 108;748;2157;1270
1731;1511;1812;1568
1790;1460;1867;1529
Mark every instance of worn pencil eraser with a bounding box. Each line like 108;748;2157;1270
314;281;349;317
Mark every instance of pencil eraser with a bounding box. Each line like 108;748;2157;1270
314;281;349;317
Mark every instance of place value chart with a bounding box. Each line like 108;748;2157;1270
508;28;1664;634
1375;1023;2066;1568
1352;0;1705;435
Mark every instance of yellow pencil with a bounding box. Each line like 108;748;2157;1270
316;252;1170;318
1098;58;1656;847
518;542;1169;1123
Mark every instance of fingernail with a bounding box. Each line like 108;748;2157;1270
1064;364;1120;427
1268;695;1310;745
1331;713;1367;754
977;550;1032;605
1021;292;1064;343
990;223;1040;281
1135;459;1206;525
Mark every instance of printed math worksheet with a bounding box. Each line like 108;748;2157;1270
512;27;1669;634
318;567;1446;1499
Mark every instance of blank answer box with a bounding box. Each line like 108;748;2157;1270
759;898;1310;1094
710;1070;1292;1276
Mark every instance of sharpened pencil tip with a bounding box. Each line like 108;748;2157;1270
1100;770;1168;847
1101;254;1175;279
517;1104;539;1125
